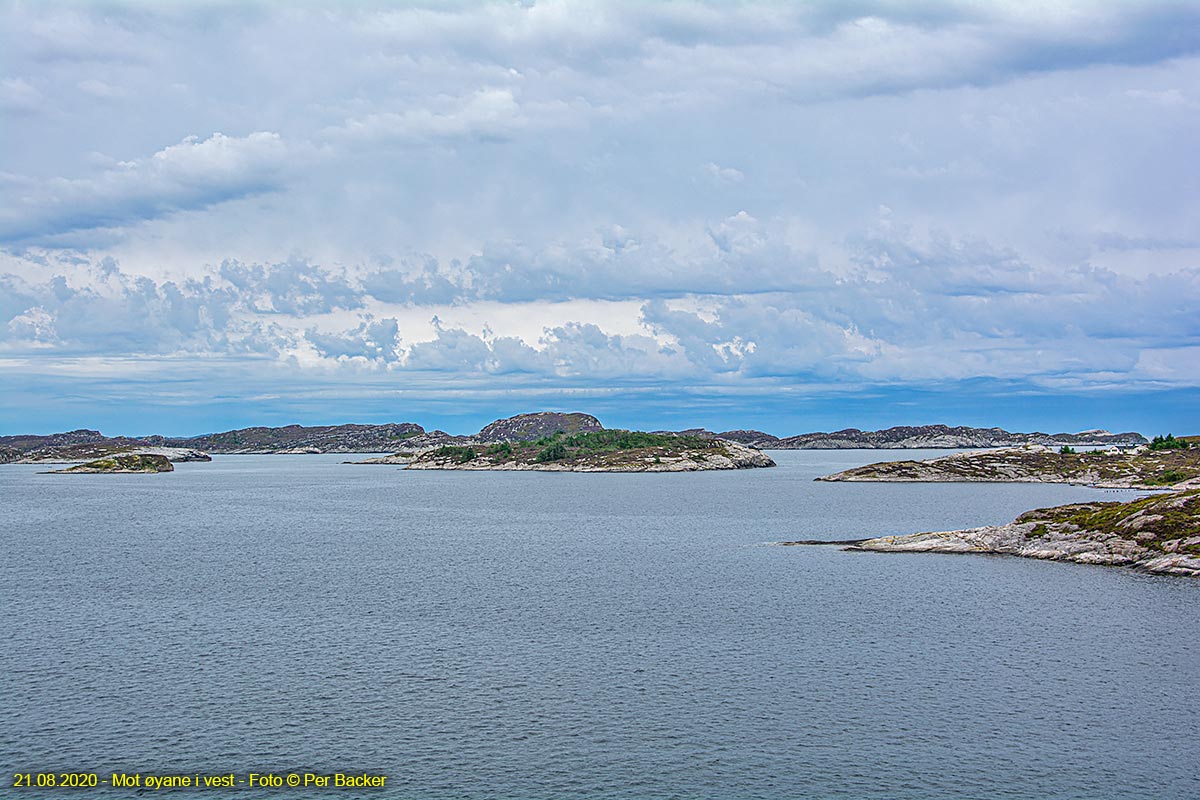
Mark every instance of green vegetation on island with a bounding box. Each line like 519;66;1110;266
50;453;175;474
1148;433;1191;451
403;429;774;472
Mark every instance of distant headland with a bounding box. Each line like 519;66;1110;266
816;438;1200;490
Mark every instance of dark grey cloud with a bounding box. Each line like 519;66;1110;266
0;132;289;245
346;3;1200;98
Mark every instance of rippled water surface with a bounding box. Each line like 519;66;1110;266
2;451;1197;799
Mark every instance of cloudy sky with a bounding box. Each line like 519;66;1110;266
3;1;1199;436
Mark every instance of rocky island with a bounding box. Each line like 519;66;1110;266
49;453;175;474
802;490;1200;577
816;441;1200;490
355;427;775;472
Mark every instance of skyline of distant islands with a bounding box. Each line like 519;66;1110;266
0;413;1162;463
3;4;1198;445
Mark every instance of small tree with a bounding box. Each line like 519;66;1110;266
486;442;514;458
1059;445;1076;454
434;445;476;463
536;441;568;462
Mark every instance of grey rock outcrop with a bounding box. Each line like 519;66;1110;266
475;412;603;442
15;444;210;464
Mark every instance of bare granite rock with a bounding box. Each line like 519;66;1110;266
19;446;210;464
820;490;1200;577
1;431;209;464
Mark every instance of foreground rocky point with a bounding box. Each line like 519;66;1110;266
786;490;1200;577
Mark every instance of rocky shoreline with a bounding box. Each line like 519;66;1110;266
19;446;210;464
410;443;772;472
817;445;1200;490
782;490;1200;577
353;433;775;472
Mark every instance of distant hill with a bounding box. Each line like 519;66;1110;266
716;424;1146;449
475;412;603;442
0;429;180;464
0;416;1150;462
158;422;426;454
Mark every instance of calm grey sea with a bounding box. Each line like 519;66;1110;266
1;450;1197;799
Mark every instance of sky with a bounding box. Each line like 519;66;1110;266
2;1;1199;437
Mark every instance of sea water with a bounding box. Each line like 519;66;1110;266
1;451;1196;799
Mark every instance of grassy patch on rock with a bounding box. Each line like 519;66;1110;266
54;453;174;474
1016;490;1200;554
